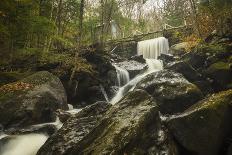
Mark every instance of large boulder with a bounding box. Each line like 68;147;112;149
167;89;232;155
166;61;213;95
65;90;178;155
37;101;111;155
205;61;232;91
0;71;68;128
135;70;203;114
170;42;190;56
179;43;232;92
166;61;202;82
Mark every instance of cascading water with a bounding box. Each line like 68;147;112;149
111;37;169;105
0;134;48;155
114;65;130;87
111;59;163;104
137;37;169;59
0;108;83;155
100;84;109;102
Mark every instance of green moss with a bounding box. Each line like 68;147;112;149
196;43;226;54
0;89;26;104
208;62;231;71
22;71;56;85
188;89;232;111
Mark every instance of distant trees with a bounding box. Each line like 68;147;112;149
0;0;231;61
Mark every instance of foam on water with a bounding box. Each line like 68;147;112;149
0;134;48;155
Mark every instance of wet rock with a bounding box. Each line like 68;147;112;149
205;61;232;91
66;90;178;155
167;89;232;155
37;101;111;155
55;109;72;123
129;55;146;63
159;53;176;66
166;61;202;82
135;70;203;114
0;71;68;128
60;51;117;106
115;60;147;78
166;61;213;95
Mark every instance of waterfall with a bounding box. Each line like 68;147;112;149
100;85;109;102
0;134;48;155
137;37;169;59
114;65;130;87
111;59;163;104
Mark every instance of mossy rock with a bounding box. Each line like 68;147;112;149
0;71;68;128
64;90;178;155
167;89;232;155
205;61;232;90
182;43;231;69
37;101;111;155
135;70;203;114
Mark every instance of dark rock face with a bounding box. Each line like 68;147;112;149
158;54;176;66
129;55;146;63
135;70;203;114
166;61;213;95
181;43;232;92
61;51;117;106
166;61;202;82
115;60;147;78
205;61;232;90
0;71;68;128
37;101;111;155
166;89;232;155
66;90;178;155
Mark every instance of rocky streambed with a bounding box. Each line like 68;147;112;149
0;37;232;155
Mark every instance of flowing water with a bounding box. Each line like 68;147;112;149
111;59;163;104
137;37;169;59
114;65;130;87
111;37;169;104
0;134;48;155
0;37;169;154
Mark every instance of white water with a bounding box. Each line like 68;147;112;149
100;85;109;102
0;134;48;155
137;37;169;59
32;117;63;130
114;65;130;87
111;59;163;104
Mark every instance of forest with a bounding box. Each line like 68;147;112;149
0;0;232;155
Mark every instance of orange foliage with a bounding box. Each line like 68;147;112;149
182;34;201;52
0;82;34;93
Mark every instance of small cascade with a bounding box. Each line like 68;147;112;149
66;104;83;115
100;85;109;102
111;59;163;104
114;65;130;87
0;134;48;155
137;37;169;59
